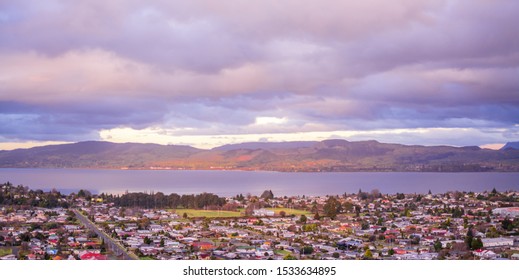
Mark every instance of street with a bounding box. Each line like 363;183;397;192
72;209;138;260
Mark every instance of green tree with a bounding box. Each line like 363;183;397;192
323;197;340;219
434;240;443;252
465;226;474;247
471;238;483;250
283;254;297;260
343;201;354;213
502;218;513;231
299;215;307;224
486;227;499;238
302;224;318;232
363;249;373;259
100;238;106;253
300;246;314;255
260;190;274;200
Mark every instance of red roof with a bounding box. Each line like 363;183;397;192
80;253;107;260
192;242;215;250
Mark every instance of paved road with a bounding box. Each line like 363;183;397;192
72;209;138;260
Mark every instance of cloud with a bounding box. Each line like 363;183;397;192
0;0;518;148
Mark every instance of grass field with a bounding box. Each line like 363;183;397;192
172;209;243;218
169;207;309;218
0;248;12;257
274;249;292;256
264;207;311;216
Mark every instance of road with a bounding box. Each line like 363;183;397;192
72;209;138;260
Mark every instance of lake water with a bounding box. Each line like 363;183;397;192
0;168;518;197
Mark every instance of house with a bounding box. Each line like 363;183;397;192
253;209;275;217
492;207;519;217
80;252;107;260
482;237;514;248
192;242;215;250
473;249;497;259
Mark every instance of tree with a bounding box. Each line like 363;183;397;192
363;249;373;259
100;238;106;253
260;190;274;200
471;238;483;250
342;201;354;213
465;226;474;249
434;240;442;252
332;252;340;259
323;197;340;219
502;217;513;231
486;227;499;238
300;246;314;255
119;208;126;217
371;189;381;199
302;224;317;232
283;254;297;260
299;215;307;224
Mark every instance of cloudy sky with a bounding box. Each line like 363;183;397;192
0;0;518;150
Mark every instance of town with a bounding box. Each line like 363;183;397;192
1;182;519;260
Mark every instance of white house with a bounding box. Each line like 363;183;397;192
253;208;275;217
482;237;513;248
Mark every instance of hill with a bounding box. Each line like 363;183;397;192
0;140;518;171
0;141;201;168
501;142;519;150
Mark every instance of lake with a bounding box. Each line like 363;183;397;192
0;168;518;196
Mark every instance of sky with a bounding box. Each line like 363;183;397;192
0;0;518;150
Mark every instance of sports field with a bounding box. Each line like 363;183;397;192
264;207;311;216
172;209;243;218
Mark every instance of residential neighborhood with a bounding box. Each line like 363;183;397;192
1;182;519;260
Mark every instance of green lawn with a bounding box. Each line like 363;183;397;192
169;207;309;218
0;248;12;257
274;249;292;256
172;209;243;218
264;207;311;216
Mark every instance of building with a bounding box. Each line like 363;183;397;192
253;208;275;217
482;237;514;248
492;207;519;217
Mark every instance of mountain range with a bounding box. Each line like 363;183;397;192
501;141;519;150
0;140;518;172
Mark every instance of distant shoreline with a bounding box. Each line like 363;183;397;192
1;166;518;173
